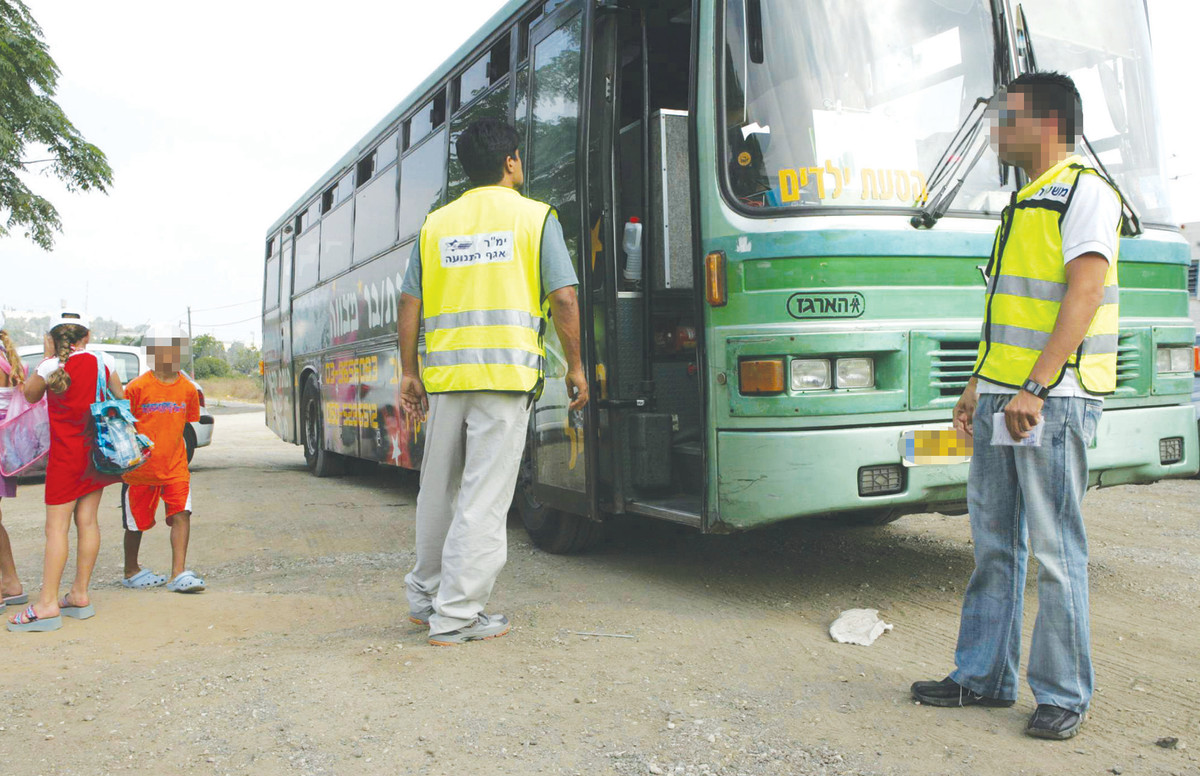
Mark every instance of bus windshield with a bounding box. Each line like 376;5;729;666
722;0;1008;214
1021;0;1172;224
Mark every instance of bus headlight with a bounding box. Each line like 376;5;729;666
1156;347;1192;374
791;359;831;391
835;358;875;389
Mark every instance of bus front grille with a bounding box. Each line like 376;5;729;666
1116;333;1140;385
930;340;979;397
929;334;1141;397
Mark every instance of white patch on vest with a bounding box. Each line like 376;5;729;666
1028;182;1072;206
439;231;515;268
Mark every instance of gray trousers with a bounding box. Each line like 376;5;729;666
404;391;531;634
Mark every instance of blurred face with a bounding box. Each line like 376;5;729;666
148;338;185;372
990;88;1069;169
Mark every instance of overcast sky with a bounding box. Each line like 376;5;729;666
5;0;1199;342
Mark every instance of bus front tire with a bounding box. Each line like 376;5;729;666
514;452;602;555
302;381;344;478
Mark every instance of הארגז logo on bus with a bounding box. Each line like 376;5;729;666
786;292;866;320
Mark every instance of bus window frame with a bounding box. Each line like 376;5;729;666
404;89;448;152
713;0;1005;223
349;130;401;268
292;199;323;294
397;125;449;244
263;231;281;313
453;72;512;120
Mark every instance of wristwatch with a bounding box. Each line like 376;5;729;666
1020;378;1050;399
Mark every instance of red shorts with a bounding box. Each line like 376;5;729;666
120;481;192;532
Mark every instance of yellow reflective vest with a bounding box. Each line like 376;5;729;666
973;155;1121;395
419;185;552;394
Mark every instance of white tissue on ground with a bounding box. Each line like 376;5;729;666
829;608;893;646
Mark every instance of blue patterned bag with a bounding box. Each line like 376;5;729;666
89;352;153;475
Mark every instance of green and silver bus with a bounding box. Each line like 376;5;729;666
262;0;1198;552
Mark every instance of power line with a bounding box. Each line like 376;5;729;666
190;314;260;328
189;298;261;314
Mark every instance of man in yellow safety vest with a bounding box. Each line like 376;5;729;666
912;72;1123;740
397;118;588;646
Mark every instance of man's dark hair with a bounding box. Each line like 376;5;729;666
457;118;522;186
1007;71;1083;144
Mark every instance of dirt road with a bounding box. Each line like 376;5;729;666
1;410;1197;776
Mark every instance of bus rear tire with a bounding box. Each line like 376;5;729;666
513;450;602;554
302;381;344;478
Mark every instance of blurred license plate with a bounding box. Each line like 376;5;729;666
901;426;973;467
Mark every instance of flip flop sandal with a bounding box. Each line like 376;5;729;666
121;569;167;589
7;605;62;633
58;596;95;620
2;592;29;607
166;571;206;593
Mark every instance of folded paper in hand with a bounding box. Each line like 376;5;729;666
991;412;1045;447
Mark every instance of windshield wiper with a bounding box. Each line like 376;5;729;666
910;96;993;229
912;0;1020;229
1013;3;1143;236
913;1;1143;235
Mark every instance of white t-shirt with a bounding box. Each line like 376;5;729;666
35;350;118;381
977;172;1121;400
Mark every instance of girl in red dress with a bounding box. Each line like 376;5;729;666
8;311;124;632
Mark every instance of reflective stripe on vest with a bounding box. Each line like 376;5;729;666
973;156;1121;395
419;186;552;394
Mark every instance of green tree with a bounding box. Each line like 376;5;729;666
193;356;229;379
1;0;113;249
191;333;225;361
227;342;261;376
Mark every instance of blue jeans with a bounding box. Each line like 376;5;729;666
950;393;1102;713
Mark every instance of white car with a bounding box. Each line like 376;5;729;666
16;344;214;463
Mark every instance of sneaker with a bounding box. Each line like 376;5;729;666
408;606;434;626
910;677;1016;708
1025;704;1083;740
428;613;510;646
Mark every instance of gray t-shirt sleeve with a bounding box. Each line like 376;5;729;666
540;213;579;299
400;240;422;299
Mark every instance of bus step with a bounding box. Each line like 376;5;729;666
626;496;702;527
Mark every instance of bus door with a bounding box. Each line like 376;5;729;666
523;0;599;519
587;1;704;525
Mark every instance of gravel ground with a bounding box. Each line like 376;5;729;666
0;411;1197;776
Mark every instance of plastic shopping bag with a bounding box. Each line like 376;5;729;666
0;388;50;476
89;353;153;475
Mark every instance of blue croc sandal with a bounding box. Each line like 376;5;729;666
166;571;205;593
7;605;63;633
2;592;29;607
122;569;167;589
58;596;95;620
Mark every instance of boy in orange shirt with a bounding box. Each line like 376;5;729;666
120;325;205;593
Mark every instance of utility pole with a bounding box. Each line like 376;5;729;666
187;306;195;375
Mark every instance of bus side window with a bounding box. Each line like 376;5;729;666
320;172;354;280
264;233;281;311
293;202;321;293
399;128;447;242
405;91;447;151
527;13;584;276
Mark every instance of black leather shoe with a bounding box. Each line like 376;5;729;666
910;676;1016;708
1025;704;1083;739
